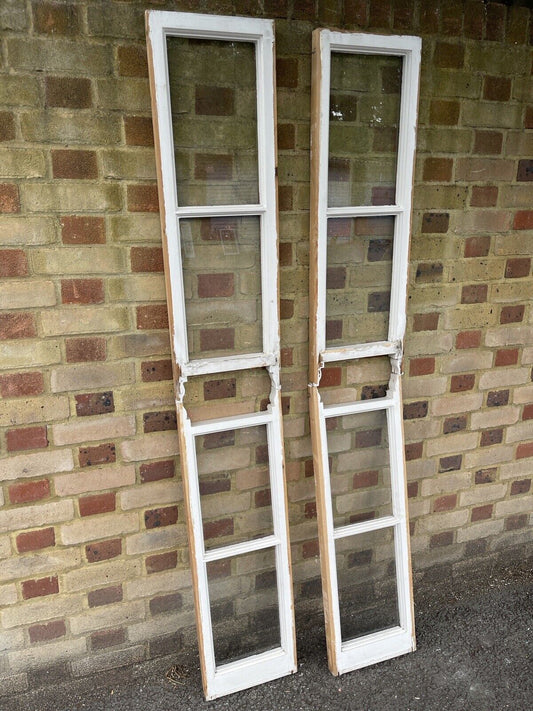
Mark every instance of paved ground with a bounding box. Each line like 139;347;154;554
5;559;532;711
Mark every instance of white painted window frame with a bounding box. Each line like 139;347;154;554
146;11;296;699
309;29;421;676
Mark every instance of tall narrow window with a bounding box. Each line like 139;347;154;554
146;11;296;699
309;30;421;675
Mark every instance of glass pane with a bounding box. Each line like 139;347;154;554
207;547;280;665
328;53;402;207
180;216;263;360
196;425;273;551
326;409;392;528
326;217;393;346
167;36;259;206
336;528;399;640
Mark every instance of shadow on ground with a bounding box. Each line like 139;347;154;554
4;559;532;711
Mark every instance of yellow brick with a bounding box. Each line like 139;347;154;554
31;246;125;275
54;464;136;497
109;214;161;243
0;394;69;427
120;431;179;463
0;449;73;483
24;183;121;213
0;499;74;533
62;559;141;594
0;585;18;607
463;445;514;469
499;460;533;481
102;149;156;180
443;304;497;331
441;351;493;374
8;639;87;673
96;78;151;111
0;148;46;178
108;275;166;302
60;512;138;545
426;432;479;457
478;367;529;390
108;333;171;360
125;526;183;556
119;480;181;510
456;519;504;544
418;509;469;533
0;280;56;310
52;415;136;446
51;362;135;393
2;549;81;582
0;217;56;246
485;326;533;348
503;420;533;444
403;376;447;399
495;496;533;517
0;339;61;368
430;393;483;417
41;306;130;337
420;472;472;497
115;382;174;413
459;484;507;507
125;570;190;601
405;332;454;357
470;406;519;430
70;600;145;636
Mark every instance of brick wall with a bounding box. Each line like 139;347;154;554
1;0;532;695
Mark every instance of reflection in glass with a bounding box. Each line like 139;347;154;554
167;36;259;206
328;53;402;207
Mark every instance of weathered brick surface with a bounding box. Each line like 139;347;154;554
0;0;532;692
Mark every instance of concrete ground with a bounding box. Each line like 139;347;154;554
4;558;532;711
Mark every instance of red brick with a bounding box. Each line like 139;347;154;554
475;468;496;485
79;493;116;517
356;429;382;448
6;426;48;452
87;585;123;608
124;116;154;146
16;527;55;553
199;327;234;352
326;266;346;290
461;284;487;304
441;1;462;35
61;278;104;304
470;186;498;208
405;442;423;460
487;390;509;407
195;85;234;115
278;185;293;211
439;455;462;472
522;404;533;420
203;518;234;541
280;299;294;319
255;489;272;508
526;106;533;130
464;1;484;39
429;100;459;126
302;539;320;559
464;235;490;257
145;506;178;529
326;320;342;341
194;154;232;181
350;511;376;525
505;258;530;279
368;0;391;27
52;150;97;180
0;184;20;213
255;444;269;465
430;531;454;548
473;130;502;155
415;262;443;283
127;184;159;212
141;359;172;382
513;211;533;230
0;313;36;340
368;291;390;311
10;479;50;504
403;401;428;419
280;347;293;366
0;249;28;277
61;216;105;244
91;628;126;650
0;112;15;141
203;431;235;450
117;45;148;77
304;501;317;519
29;620;66;644
371;186;395;206
422;213;449;233
203;378;236;400
279;242;292;267
456;330;481;349
367;238;393;264
511;479;531;495
471;504;493;522
413;312;439;331
22;575;59;600
443;415;467;434
75;391;114;417
79;443;116;467
319;367;342;388
277;123;295;150
140;459;175;483
33;2;79;34
361;384;387;400
143;410;177;433
86;539;122;563
433;494;457;512
486;2;506;41
353;470;378;489
407;482;418;498
66;337;106;362
136;304;168;330
495;348;518;366
433;41;464;68
276;57;298;88
423;157;453;182
45;76;92;109
483;76;511;102
197;273;234;298
517;160;533;182
130;247;164;273
480;428;503;447
504;514;528;531
146;551;178;575
149;592;182;616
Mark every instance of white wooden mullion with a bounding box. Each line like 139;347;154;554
147;11;296;700
309;28;420;677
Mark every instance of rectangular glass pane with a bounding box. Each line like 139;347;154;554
180;216;263;360
326;217;393;346
167;36;259;206
207;547;280;666
336;528;398;640
326;409;392;528
328;53;402;207
196;425;273;551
